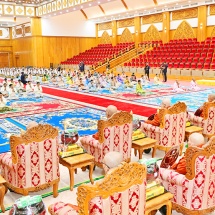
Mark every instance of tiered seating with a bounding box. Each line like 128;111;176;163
124;38;215;70
139;40;163;48
61;42;134;66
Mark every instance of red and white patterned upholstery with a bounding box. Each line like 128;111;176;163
142;102;187;152
49;162;146;215
49;202;78;215
159;138;215;213
0;124;60;195
188;102;215;136
80;111;133;167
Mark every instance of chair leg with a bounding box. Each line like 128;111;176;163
53;181;59;198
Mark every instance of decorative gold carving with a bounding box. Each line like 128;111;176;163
173;21;195;40
159;102;187;129
172;8;198;20
98;22;112;31
185;136;215;180
15;28;22;35
24;26;31;34
119;28;133;43
172;202;215;215
10;124;58;164
202;101;215;120
100;31;111;44
5;178;59;197
27;7;33;15
16;7;23;14
117;18;134;28
77;162;146;215
142;13;163;25
0;30;2;36
98;111;132;144
144;25;161;42
210;5;215;15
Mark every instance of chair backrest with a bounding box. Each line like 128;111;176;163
202;101;215;135
77;162;146;215
10;124;59;187
159;102;187;146
184;137;215;210
97;111;133;161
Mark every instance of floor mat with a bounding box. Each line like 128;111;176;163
134;88;215;112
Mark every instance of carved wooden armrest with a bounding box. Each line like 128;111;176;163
141;122;162;133
159;168;187;186
80;136;102;149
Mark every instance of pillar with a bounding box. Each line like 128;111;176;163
112;20;117;46
134;16;141;48
162;12;170;44
197;6;207;42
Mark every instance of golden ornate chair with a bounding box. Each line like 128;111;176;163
142;102;187;156
80;111;133;168
49;162;147;215
188;101;215;139
159;136;215;215
0;124;60;197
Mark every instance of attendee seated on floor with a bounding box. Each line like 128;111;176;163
51;75;57;85
116;74;124;84
42;74;48;83
154;74;162;85
136;80;145;95
103;151;123;174
26;81;34;94
8;84;18;99
10;78;15;86
57;75;64;87
78;78;86;91
92;105;118;140
145;98;171;126
171;132;205;175
34;82;43;97
98;75;107;88
121;71;126;81
124;76;133;88
1;82;9;97
2;78;8;85
110;77;119;90
172;80;185;92
130;73;137;84
190;78;200;91
87;80;98;92
15;79;25;93
0;93;7;107
194;94;215;117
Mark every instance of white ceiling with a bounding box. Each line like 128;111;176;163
0;0;215;27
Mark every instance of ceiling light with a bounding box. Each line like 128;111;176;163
89;3;91;6
81;5;83;8
60;11;62;13
98;1;100;3
54;13;56;15
66;9;68;12
73;8;76;10
188;0;191;2
176;3;178;5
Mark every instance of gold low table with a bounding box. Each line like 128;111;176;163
59;153;95;191
145;192;173;215
132;138;156;159
0;175;7;213
185;125;203;141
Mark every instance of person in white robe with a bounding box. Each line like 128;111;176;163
57;75;65;87
26;81;34;95
34;82;43;97
8;84;18;99
154;74;162;85
0;93;7;107
190;79;200;91
0;83;9;97
172;80;185;92
15;80;25;93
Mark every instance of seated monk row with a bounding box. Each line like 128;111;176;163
92;105;118;140
194;94;215;117
145;98;171;126
170;132;206;175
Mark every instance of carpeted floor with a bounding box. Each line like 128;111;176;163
42;86;157;117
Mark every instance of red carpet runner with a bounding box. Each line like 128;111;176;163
43;86;156;117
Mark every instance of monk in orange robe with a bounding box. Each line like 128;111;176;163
145;98;171;127
194;94;215;117
170;132;205;175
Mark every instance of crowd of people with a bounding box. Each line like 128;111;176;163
0;66;202;109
